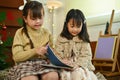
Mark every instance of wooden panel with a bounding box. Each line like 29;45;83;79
7;26;21;37
90;41;97;58
0;8;23;27
0;0;23;8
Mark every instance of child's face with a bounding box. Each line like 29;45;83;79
24;9;44;30
67;19;82;36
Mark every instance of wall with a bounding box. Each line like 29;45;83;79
48;0;120;42
1;0;120;41
1;0;119;42
43;0;65;44
0;0;23;37
88;22;120;41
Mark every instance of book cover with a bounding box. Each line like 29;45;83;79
45;46;73;69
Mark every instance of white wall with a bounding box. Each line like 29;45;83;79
43;0;65;44
88;22;120;41
42;0;120;42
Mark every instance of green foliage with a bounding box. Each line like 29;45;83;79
0;12;6;22
0;36;13;70
17;18;23;26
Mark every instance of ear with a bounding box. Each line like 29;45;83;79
23;16;27;23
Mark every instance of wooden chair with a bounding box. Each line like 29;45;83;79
93;29;120;76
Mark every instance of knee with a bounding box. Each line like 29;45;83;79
21;75;38;80
71;68;88;80
48;72;59;79
42;71;59;80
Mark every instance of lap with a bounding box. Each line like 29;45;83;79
60;67;98;80
7;59;58;80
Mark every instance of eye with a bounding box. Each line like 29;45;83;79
70;25;74;28
30;17;36;20
77;26;80;28
32;18;36;20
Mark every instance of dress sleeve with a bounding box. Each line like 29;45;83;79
76;42;95;70
12;30;37;62
54;37;65;59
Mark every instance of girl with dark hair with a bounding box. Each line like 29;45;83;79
55;9;98;80
8;1;59;80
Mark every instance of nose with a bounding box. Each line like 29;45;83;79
73;27;78;31
36;18;41;23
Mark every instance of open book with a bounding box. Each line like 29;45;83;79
44;46;73;70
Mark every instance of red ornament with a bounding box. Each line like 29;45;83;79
1;25;7;41
7;11;14;20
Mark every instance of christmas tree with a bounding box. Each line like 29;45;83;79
0;24;13;70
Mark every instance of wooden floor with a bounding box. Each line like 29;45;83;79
106;76;120;80
95;71;120;80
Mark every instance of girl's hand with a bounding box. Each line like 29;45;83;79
36;47;47;56
62;59;72;66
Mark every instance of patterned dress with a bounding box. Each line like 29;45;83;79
55;35;98;80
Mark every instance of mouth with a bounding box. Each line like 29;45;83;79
33;25;41;29
72;32;77;34
35;24;41;26
34;24;42;27
71;32;78;36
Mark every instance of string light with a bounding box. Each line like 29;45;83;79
46;0;63;47
46;0;63;10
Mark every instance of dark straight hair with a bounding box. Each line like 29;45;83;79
60;9;90;43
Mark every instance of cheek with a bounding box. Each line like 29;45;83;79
40;19;44;24
24;18;31;24
26;20;34;26
27;20;32;24
77;29;81;33
78;28;81;32
78;27;82;32
68;27;72;32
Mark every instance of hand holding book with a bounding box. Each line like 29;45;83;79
44;45;73;70
61;59;74;67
